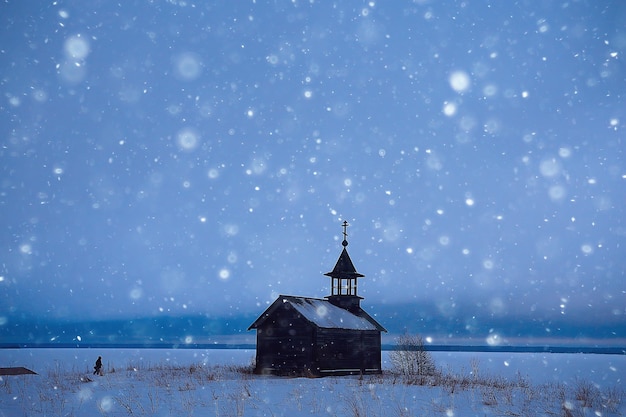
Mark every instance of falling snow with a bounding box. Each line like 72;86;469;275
0;1;624;346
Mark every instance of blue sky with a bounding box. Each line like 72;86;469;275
1;1;624;342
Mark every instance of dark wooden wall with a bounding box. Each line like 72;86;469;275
316;329;381;375
254;308;315;375
254;304;382;376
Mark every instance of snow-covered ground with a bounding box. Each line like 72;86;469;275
1;348;624;416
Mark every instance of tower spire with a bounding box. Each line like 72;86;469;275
325;220;364;312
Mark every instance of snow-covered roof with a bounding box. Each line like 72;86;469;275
282;296;379;330
248;295;386;332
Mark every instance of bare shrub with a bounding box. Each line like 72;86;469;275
481;385;498;406
389;333;436;379
602;385;624;414
345;392;368;417
115;386;146;415
574;378;601;408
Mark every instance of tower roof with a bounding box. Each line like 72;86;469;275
324;247;364;279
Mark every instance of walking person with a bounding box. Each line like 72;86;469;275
93;356;103;376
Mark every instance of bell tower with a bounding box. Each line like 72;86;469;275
324;221;364;313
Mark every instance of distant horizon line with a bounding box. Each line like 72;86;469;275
1;343;624;355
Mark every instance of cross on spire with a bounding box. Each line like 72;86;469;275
325;219;364;308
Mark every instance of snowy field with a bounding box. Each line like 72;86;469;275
1;348;624;416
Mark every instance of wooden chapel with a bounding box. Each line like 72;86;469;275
248;221;386;376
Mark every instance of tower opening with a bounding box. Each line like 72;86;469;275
324;221;364;312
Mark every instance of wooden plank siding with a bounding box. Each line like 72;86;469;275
316;329;382;375
255;309;316;375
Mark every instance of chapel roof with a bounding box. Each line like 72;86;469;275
247;295;385;332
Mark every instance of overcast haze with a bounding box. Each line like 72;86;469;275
1;1;625;343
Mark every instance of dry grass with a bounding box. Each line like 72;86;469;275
385;356;624;417
0;358;623;417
